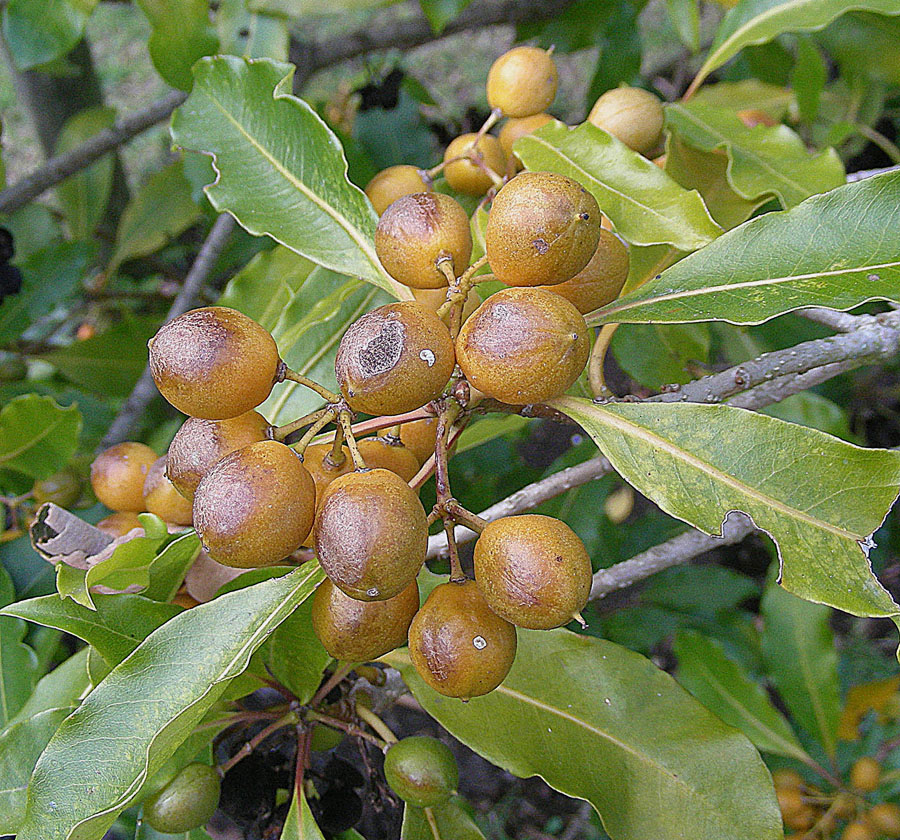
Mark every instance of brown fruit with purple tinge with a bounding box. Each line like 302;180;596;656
375;193;472;289
408;579;517;699
143;456;193;525
474;514;591;629
149;307;280;420
485;172;600;287
357;437;420;482
335;302;455;415
486;46;558;118
443;134;506;196
91;442;158;512
315;469;427;601
456;287;590;405
312;577;420;661
193;440;315;568
166;411;271;501
366;165;432;216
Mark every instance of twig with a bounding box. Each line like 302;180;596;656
797;307;861;332
218;710;298;776
98;213;236;450
846;164;900;182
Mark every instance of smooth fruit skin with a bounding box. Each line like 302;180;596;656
474;514;591;629
866;802;900;836
456;287;590;405
366;165;432;216
143;456;193;525
486;172;601;287
96;511;144;537
851;756;881;792
315;469;427;601
399;417;440;466
143;763;220;833
32;468;82;508
408;579;517;699
375;193;472;289
383;736;459;807
772;769;805;790
843;822;875;840
335;302;455;415
311;577;420;661
587;86;664;155
486;46;558;118
357;437;420;482
193;440;315;568
91;442;158;512
499;113;554;170
149;307;280;420
166;411;271;501
443;134;506;196
303;443;353;501
534;229;629;314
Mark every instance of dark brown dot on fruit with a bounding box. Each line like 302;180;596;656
532;238;549;255
579;213;589;220
358;321;404;377
238;27;249;36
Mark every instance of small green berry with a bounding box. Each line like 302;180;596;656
383;736;459;808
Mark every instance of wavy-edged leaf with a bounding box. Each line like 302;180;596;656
591;170;900;325
0;566;37;726
665;102;844;208
0;394;81;481
514;120;721;251
693;0;900;89
171;56;406;298
386;629;781;840
16;562;324;840
551;398;900;633
135;0;217;90
674;630;808;760
401;797;486;840
761;580;841;757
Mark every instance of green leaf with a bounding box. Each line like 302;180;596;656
217;0;288;59
419;0;475;33
592;171;900;325
0;566;37;727
610;323;710;389
40;315;161;398
281;788;326;840
515;120;721;251
134;0;218;90
0;241;92;346
170;56;406;298
55;107;116;239
16;563;324;840
666;0;700;51
818;12;900;86
664;103;844;208
401;798;486;840
791;37;826;123
0;395;81;481
551;398;900;633
690;80;794;117
107;160;201;277
761;580;841;757
693;0;900;89
263;598;330;704
386;629;781;840
10;646;90;726
1;0;98;69
673;630;808;760
247;0;395;14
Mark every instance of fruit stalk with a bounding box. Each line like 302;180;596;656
355;700;398;745
281;366;341;403
339;411;367;470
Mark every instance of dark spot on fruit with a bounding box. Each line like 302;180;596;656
579;213;589;220
358;321;404;377
532;238;549;255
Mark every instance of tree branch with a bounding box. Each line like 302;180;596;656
98;213;236;450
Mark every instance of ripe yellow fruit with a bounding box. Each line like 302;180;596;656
851;757;882;792
587;86;665;155
365;165;432;215
486;46;558;118
498;113;554;170
91;442;158;513
866;802;900;836
443;134;506;196
143;456;193;526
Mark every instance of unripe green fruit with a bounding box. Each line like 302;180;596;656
312;577;419;661
166;411;271;502
366;165;432;216
383;736;459;807
315;469;427;601
335;302;455;415
474;514;591;629
149;307;280;420
91;442;158;513
486;172;600;288
143;456;193;526
357;437;420;482
143;763;220;834
33;468;82;508
587;86;664;156
486;46;558;118
408;579;517;699
498;113;554;170
375;193;472;290
443;134;506;196
456;287;590;405
193;440;315;568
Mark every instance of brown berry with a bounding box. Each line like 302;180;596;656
534;229;629;314
366;165;432;216
843;821;876;840
193;440;315;568
311;577;420;661
851;757;882;792
474;514;591;629
399;417;440;466
143;456;193;526
485;172;601;287
456;287;590;404
335;302;455;415
486;46;558;118
166;411;271;501
96;511;144;537
866;802;900;836
149;307;280;420
302;443;353;502
772;769;805;791
172;590;200;609
408;579;517;699
588;86;665;155
91;442;158;513
498;113;554;170
315;469;427;601
357;437;420;482
777;788;806;821
443;134;506;196
375;193;472;290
